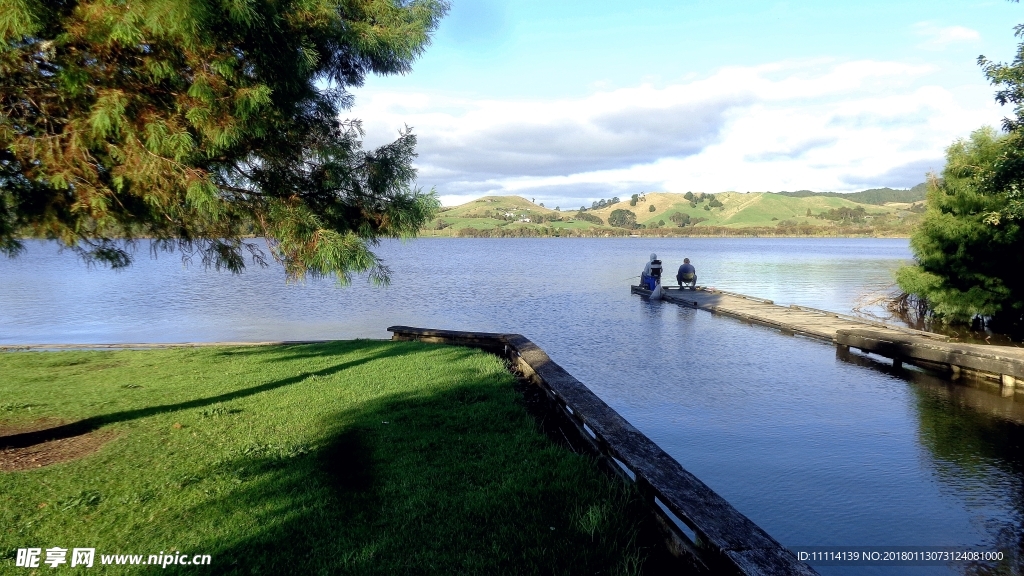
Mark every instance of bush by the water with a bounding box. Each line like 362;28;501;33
897;127;1024;330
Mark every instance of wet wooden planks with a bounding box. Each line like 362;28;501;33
633;285;1024;390
641;286;938;342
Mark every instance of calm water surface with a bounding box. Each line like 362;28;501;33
2;238;1023;574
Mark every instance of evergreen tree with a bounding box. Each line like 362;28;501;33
608;209;637;229
1;0;446;283
896;127;1024;328
897;7;1024;331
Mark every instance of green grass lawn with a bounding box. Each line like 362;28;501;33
1;341;660;574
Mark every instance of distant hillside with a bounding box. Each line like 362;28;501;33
776;183;927;205
421;190;926;238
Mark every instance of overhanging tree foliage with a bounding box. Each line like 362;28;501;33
0;0;446;283
979;18;1024;224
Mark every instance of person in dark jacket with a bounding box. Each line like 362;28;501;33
676;258;697;288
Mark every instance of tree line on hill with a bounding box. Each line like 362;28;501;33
683;192;724;209
582;188;923;212
580;198;620;211
447;222;905;239
777;184;928;205
473;209;565;223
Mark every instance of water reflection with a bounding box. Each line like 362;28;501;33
914;389;1024;575
836;349;1024;575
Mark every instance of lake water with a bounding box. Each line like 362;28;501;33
3;238;1023;575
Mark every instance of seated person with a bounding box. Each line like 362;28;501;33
676;258;697;288
640;253;663;290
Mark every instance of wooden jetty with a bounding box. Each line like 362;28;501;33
633;285;1024;396
389;326;818;576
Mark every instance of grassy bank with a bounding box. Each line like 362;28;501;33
1;341;659;574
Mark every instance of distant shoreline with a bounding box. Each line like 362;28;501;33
416;229;912;239
428;191;923;239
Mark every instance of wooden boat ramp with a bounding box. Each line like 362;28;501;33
632;285;1024;395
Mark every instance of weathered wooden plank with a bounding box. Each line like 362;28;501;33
697;307;835;341
388;325;511;354
641;287;968;359
788;304;948;340
726;549;820;576
836;329;1024;380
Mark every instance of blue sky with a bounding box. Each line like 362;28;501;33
353;0;1024;207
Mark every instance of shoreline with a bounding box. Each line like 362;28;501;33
416;230;912;239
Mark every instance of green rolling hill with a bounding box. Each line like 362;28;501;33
421;189;927;237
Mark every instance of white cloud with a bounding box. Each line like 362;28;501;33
352;59;1002;207
913;22;981;49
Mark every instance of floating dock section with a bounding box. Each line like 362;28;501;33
634;285;1024;395
389;325;818;576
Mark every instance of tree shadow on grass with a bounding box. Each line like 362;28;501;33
164;375;670;575
210;340;401;363
0;343;415;450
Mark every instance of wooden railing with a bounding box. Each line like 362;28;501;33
388;326;818;576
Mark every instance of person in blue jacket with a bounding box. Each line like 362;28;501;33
676;258;697;288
